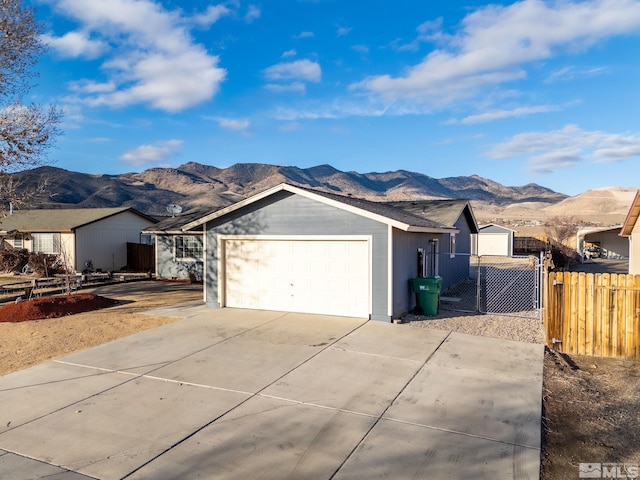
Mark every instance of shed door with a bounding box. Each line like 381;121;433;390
223;238;370;318
478;233;509;256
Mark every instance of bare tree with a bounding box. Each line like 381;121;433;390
0;171;52;210
1;0;62;174
545;216;579;246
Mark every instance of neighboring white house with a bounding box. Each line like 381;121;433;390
0;207;157;273
471;224;515;257
620;190;640;274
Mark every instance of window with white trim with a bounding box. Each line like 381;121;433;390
32;233;61;254
174;235;203;261
13;237;23;249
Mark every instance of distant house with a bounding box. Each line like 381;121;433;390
142;207;216;281
620;190;640;274
470;223;515;257
179;183;478;322
0;207;157;273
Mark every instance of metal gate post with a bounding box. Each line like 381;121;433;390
475;255;482;313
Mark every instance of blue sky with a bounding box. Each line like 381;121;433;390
26;0;640;196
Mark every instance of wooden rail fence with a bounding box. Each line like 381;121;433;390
544;271;640;359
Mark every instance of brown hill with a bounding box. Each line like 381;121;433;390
2;162;569;217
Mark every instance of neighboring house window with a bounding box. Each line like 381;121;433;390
13;237;23;249
174;235;203;261
32;233;61;254
450;233;456;258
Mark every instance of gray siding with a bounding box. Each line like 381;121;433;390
156;234;204;280
437;214;473;289
205;192;390;320
392;213;473;317
391;229;437;317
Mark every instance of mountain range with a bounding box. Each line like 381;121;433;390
1;162;634;225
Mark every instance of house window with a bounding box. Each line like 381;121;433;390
450;233;456;258
13;237;23;249
174;235;203;261
32;233;61;254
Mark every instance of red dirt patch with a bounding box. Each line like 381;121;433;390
0;294;118;323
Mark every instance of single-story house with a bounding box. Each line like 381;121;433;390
470;223;515;257
179;183;478;322
142;207;215;281
0;207;157;273
620;190;640;274
577;225;628;260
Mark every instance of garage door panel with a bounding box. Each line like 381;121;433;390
223;239;370;318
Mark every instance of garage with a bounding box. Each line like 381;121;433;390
181;183;478;322
220;237;371;318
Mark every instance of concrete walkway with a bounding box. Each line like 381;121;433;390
0;306;544;480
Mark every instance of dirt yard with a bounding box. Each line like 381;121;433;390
0;280;202;376
1;280;638;478
541;349;640;479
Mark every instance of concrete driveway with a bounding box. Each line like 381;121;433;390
0;306;544;480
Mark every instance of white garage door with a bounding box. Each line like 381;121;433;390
222;238;370;318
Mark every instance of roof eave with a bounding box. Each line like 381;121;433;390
620;190;640;237
406;226;459;234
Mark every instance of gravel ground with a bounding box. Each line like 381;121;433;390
402;308;544;344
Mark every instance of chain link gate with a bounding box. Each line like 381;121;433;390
440;253;543;318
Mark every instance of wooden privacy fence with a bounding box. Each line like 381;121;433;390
544;271;640;359
127;242;154;272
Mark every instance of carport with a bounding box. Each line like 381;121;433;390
0;307;543;480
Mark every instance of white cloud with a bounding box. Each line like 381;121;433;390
294;31;315;39
486;124;640;174
546;65;609;83
192;4;231;27
527;151;582;174
337;26;351;37
453;104;562;124
44;0;227;112
245;4;261;23
282;49;297;58
279;122;301;132
271;99;405;121
218;118;250;131
351;44;369;54
119;139;183;165
265;82;306;94
41;30;108;59
352;0;640;107
68;80;116;94
263;59;321;82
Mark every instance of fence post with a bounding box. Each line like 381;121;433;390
475;255;481;313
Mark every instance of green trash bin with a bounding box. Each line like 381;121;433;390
411;276;443;316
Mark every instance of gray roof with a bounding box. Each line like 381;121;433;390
296;186;449;230
143;207;217;233
0;207;155;233
181;183;478;233
382;199;478;233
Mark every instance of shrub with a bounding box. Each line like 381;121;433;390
26;253;68;277
549;244;581;271
0;247;29;273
